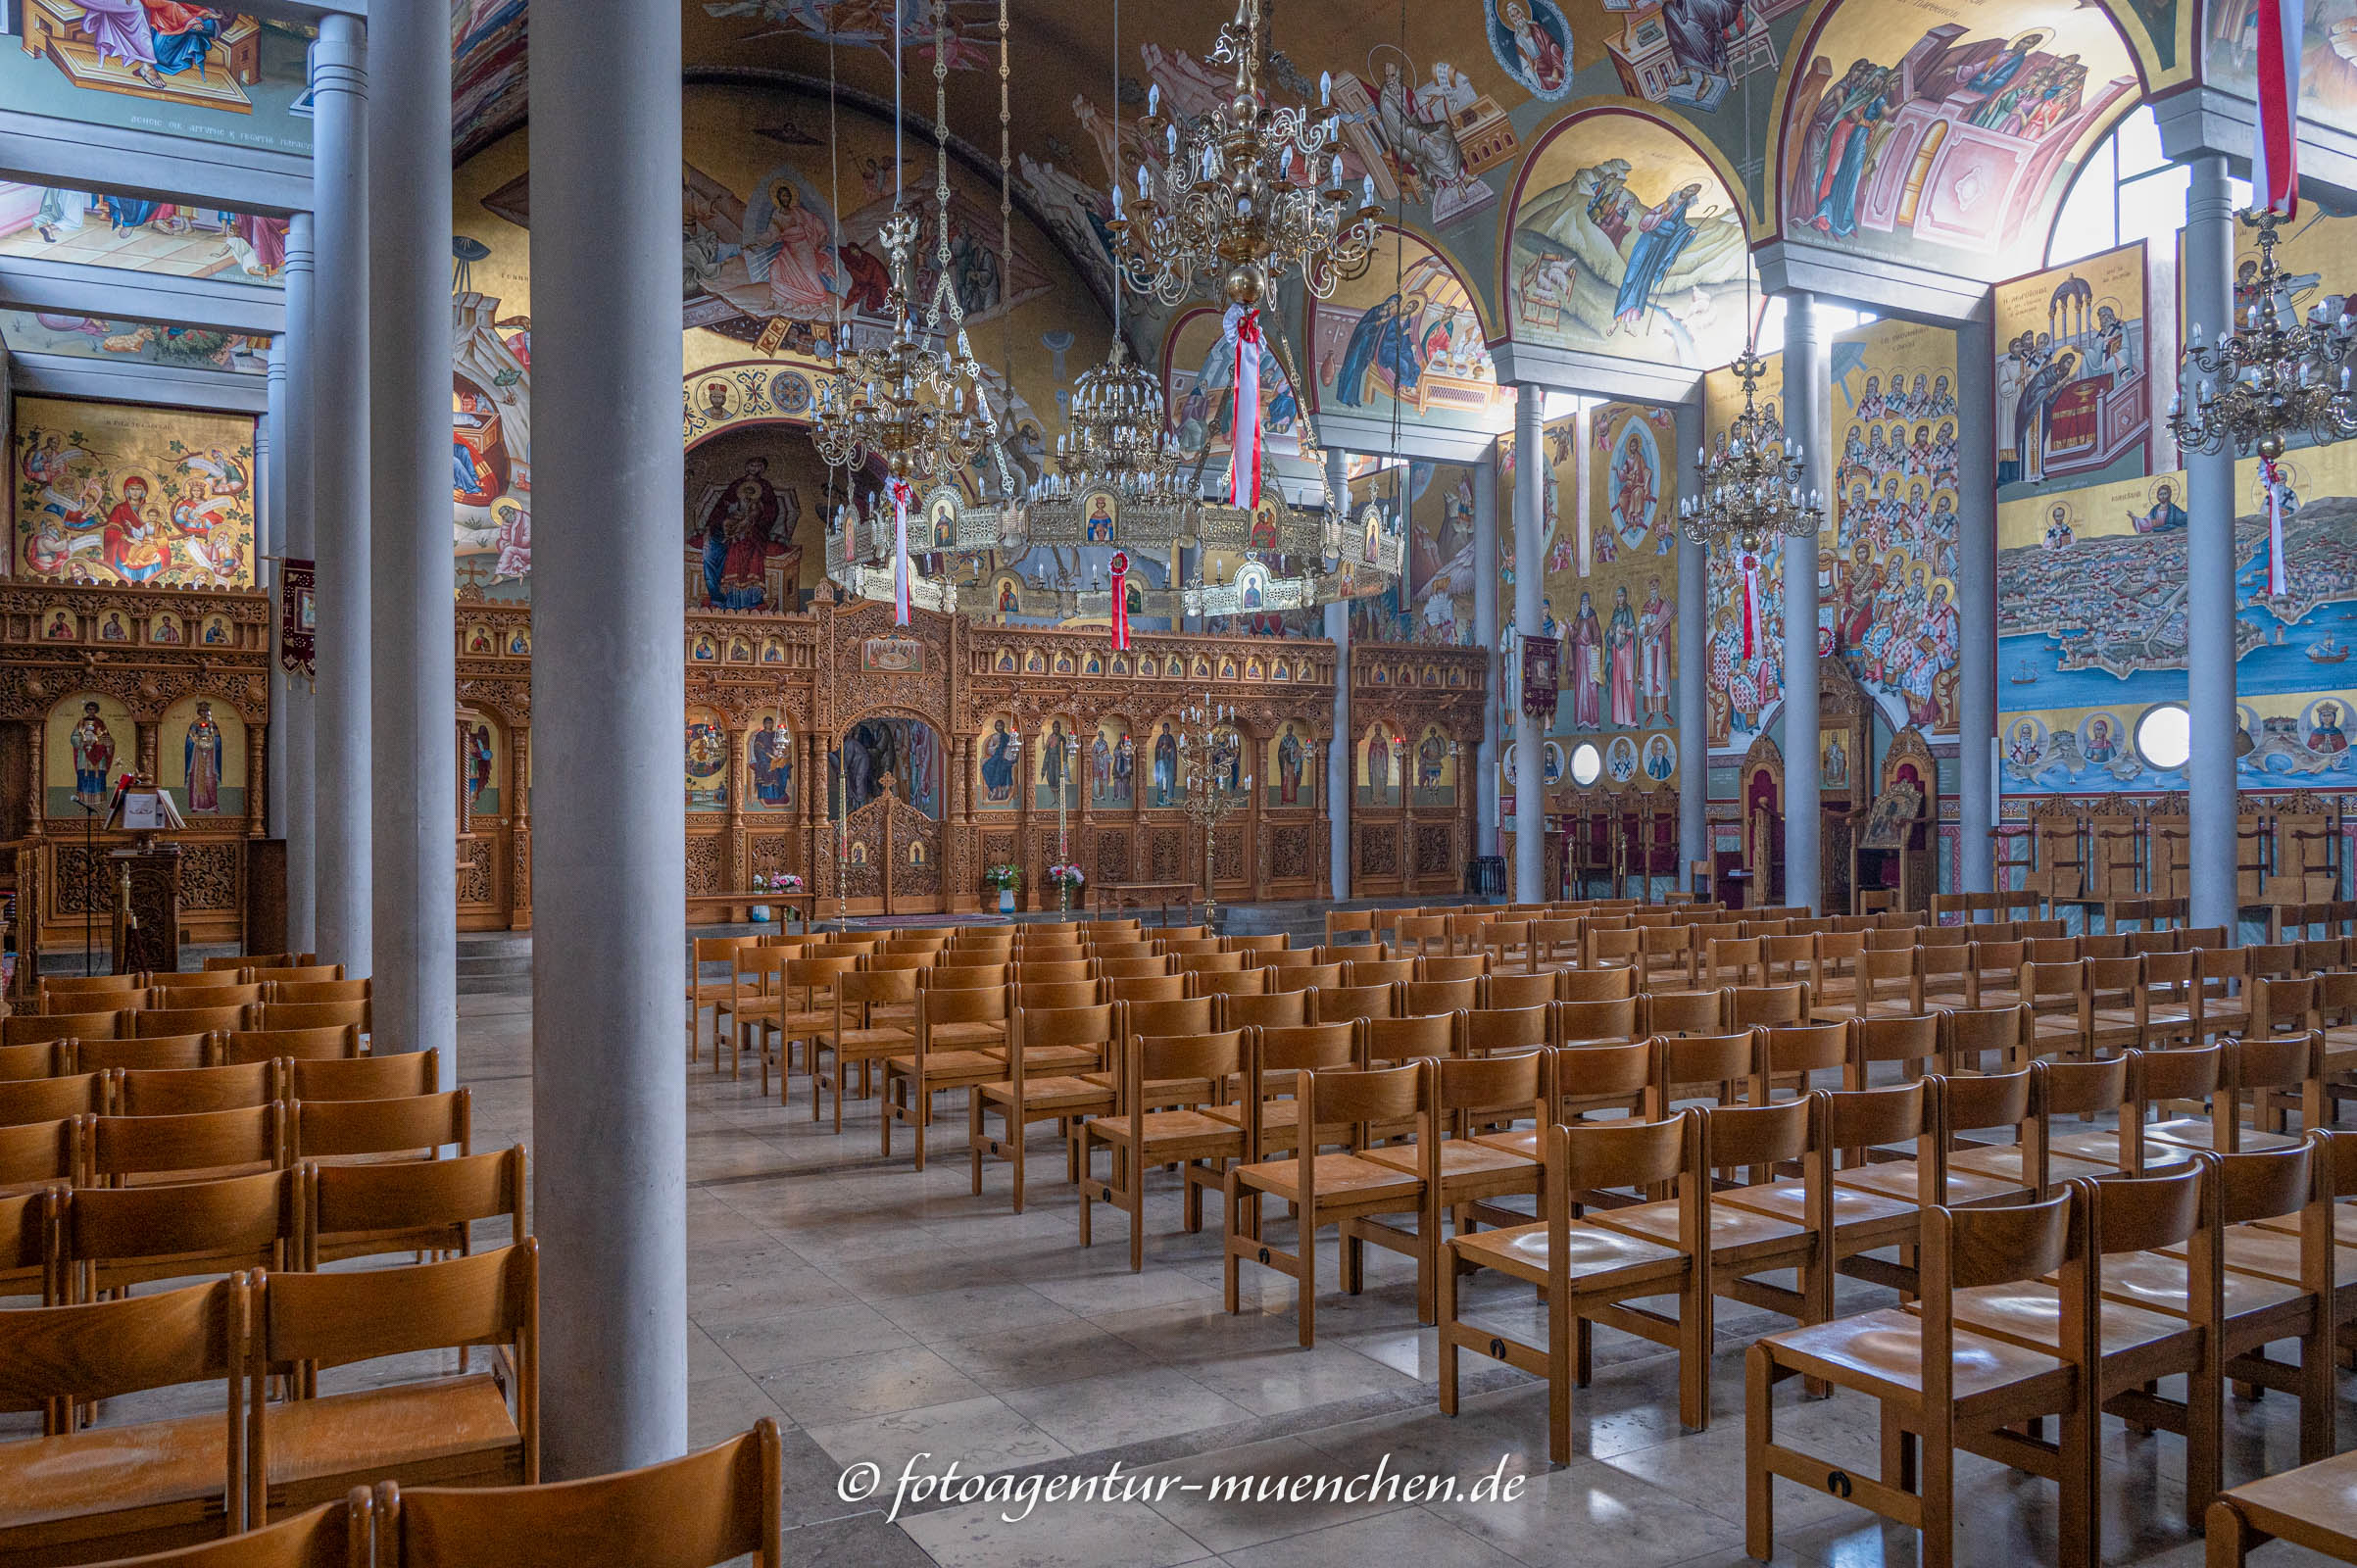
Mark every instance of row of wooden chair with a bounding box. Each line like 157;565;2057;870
33;971;360;1015
1;1026;368;1082
2;1050;436;1124
1;1089;470;1192
5;1002;373;1052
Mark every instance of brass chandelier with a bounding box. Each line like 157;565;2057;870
2168;208;2357;461
1677;347;1823;550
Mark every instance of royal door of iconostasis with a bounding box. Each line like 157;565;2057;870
1348;651;1485;900
830;713;946;915
455;704;518;929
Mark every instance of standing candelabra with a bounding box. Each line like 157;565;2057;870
1178;694;1251;929
1056;730;1079;914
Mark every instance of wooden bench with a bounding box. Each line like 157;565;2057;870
1092;881;1197;925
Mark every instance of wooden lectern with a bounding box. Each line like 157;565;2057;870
107;781;184;977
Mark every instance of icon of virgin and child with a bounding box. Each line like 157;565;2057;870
691;455;801;611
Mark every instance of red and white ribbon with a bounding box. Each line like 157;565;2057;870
889;478;912;625
1227;303;1263;509
1109;551;1132;650
1738;550;1762;661
2255;0;2304;218
2263;454;2291;597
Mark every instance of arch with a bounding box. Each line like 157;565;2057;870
1498;100;1757;370
1768;0;2147;276
1309;221;1504;429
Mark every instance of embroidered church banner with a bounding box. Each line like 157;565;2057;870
1521;634;1560;722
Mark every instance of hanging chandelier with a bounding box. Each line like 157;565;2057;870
2168;208;2357;461
1677;347;1822;549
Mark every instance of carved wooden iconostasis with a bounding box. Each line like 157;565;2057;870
1347;647;1485;900
0;582;273;957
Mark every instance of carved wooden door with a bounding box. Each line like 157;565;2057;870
882;795;944;914
839;795;889;912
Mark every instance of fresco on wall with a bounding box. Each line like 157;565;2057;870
159;695;245;818
0;183;287;284
13;396;256;590
0;13;313;155
1565;403;1683;786
45;692;130;818
1165;305;1304;486
1349;462;1482;647
682;426;825;612
1779;5;2136;276
1507;110;1752;369
1826;318;1961;735
453;0;528;159
1993;240;2150;500
1700;350;1789;753
844;716;943;818
2204;0;2357;126
0;310;269;372
1311;229;1500;429
1996;450;2357;789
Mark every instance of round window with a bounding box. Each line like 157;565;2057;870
1569;742;1603;786
2134;704;2191;772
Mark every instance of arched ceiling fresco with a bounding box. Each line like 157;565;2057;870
440;0;2205;363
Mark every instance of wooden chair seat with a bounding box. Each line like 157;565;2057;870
2043;1128;2194;1169
1003;1043;1101;1074
1833;1157;2024;1207
1718;1177;1916;1230
1199;1099;1355;1150
813;1024;911;1052
1361;1138;1533;1181
1591;1195;1811;1265
2094;1248;2305;1317
1756;1306;2072;1414
263;1373;521;1511
1231;1152;1420;1204
2144;1115;2302;1152
975;1075;1113;1116
882;1049;1002;1085
2208;1450;2357;1566
2249;1204;2357;1247
1937;1282;2193;1360
1086;1107;1239;1150
1446;1216;1685;1289
925;1021;1007;1051
2156;1224;2357;1289
1943;1141;2117;1185
0;1411;227;1534
1468;1125;1548;1160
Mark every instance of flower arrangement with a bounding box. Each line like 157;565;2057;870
1045;862;1086;890
762;871;806;895
983;863;1022;891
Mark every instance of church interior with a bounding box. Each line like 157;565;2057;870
2;0;2357;1562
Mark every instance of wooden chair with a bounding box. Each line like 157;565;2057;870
1461;1004;1553;1060
289;1091;470;1164
809;967;920;1130
2148;1032;2322;1155
248;1244;536;1523
0;1118;79;1197
1207;1021;1358;1159
0;1071;109;1127
304;1145;527;1268
1440;1113;1705;1463
74;1034;218;1073
1311;982;1396;1026
372;1419;782;1568
286;1053;439;1103
92;1105;284;1187
882;984;1011;1170
2191;946;2255;1042
118;1061;277;1116
2207;1449;2357;1568
1477;972;1553;1011
1096;954;1176;979
1527;919;1583;972
1586;927;1641;969
1646;989;1728;1038
1745;1187;2094;1568
1269;962;1345;992
141;1005;255;1040
249;967;343;986
1845;1013;1942;1091
1946;1057;2132;1193
39;974;149;1010
1723;1084;1928;1299
1558;967;1638;1003
1557;995;1646;1050
221;1028;363;1067
5;1008;126;1049
1220;934;1289;956
154;984;267;1011
0;1188;52;1304
741;955;860;1091
251;1004;369;1036
1223;1060;1434;1345
1011;959;1095;987
1188;967;1262;1002
1174;951;1246;976
0;1278;249;1560
2046;1044;2216;1175
149;971;255;992
1364;1048;1545;1244
969;1002;1120;1211
1323;909;1377;948
1399;977;1480;1016
1941;1004;2030;1078
1752;1020;1849;1104
0;1041;62;1083
1836;1069;2036;1212
269;982;372;1007
1079;1027;1248;1269
58;1168;299;1301
1214;988;1308;1031
1965;940;2027;1008
2018;958;2096;1062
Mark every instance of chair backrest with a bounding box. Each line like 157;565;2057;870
1730;982;1811;1030
72;1033;216;1073
147;970;254;993
117;1060;276;1116
1311;982;1396;1025
1305;1060;1429;1133
250;964;345;984
94;1495;368;1568
1400;977;1480;1016
0;1040;62;1082
4;1008;124;1048
1176;951;1247;974
1939;1004;2028;1075
1189;966;1266;999
1256;948;1326;971
1013;979;1105;1011
0;1071;108;1127
1586;927;1641;967
0;1276;243;1422
1551;1040;1655;1109
924;961;1011;989
1933;1066;2034;1141
40;973;148;1004
290;1090;471;1162
1646;989;1729;1037
1698;1095;1812;1174
0;1117;79;1191
1823;1081;1933;1172
139;1004;254;1038
1556;995;1645;1046
1434;1049;1546;1123
287;1051;441;1103
1105;972;1189;1004
221;1026;363;1066
62;1166;297;1295
1013;959;1095;986
1552;1110;1692;1196
155;983;267;1010
376;1420;781;1568
253;1002;369;1033
1221;933;1290;955
1654;1031;1760;1112
1252;1022;1358;1074
1557;967;1638;1003
1121;996;1217;1044
1926;1186;2078;1298
1362;1011;1457;1066
1269;962;1346;992
1756;1021;1849;1092
1851;1014;1941;1076
1129;1030;1249;1112
2025;937;2081;964
1417;954;1489;984
1095;954;1174;976
1481;972;1556;1010
2248;976;2323;1038
1461;1004;1552;1057
1215;989;1309;1030
2213;1141;2315;1226
918;983;1011;1030
306;1145;528;1268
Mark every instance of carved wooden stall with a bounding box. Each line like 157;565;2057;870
1815;658;1873;914
1737;735;1784;907
1851;726;1937;913
454;600;533;930
0;582;273;969
1346;647;1484;901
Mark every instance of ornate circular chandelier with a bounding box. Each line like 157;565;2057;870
2169;208;2357;461
811;211;992;489
1678;347;1823;550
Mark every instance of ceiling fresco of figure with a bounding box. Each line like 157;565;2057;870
1310;226;1501;434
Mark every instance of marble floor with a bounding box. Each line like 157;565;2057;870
424;994;2349;1568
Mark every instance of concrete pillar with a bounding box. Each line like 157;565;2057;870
282;212;318;956
1954;318;1998;895
1473;446;1500;859
1781;292;1826;913
368;0;454;1072
532;0;689;1476
263;344;286;843
1674;399;1706;890
1324;446;1351;903
2185;156;2239;930
310;16;370;976
1512;388;1545;902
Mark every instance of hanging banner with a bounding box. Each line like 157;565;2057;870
1520;634;1559;723
2254;0;2303;218
1109;551;1132;651
278;558;316;680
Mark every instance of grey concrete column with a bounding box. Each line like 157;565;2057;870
368;0;454;1072
1674;399;1706;889
532;0;688;1477
311;17;370;976
1781;293;1826;913
1954;318;1998;895
1512;388;1545;902
263;345;286;843
1324;447;1350;903
2185;156;2239;930
1473;446;1500;859
282;212;317;955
